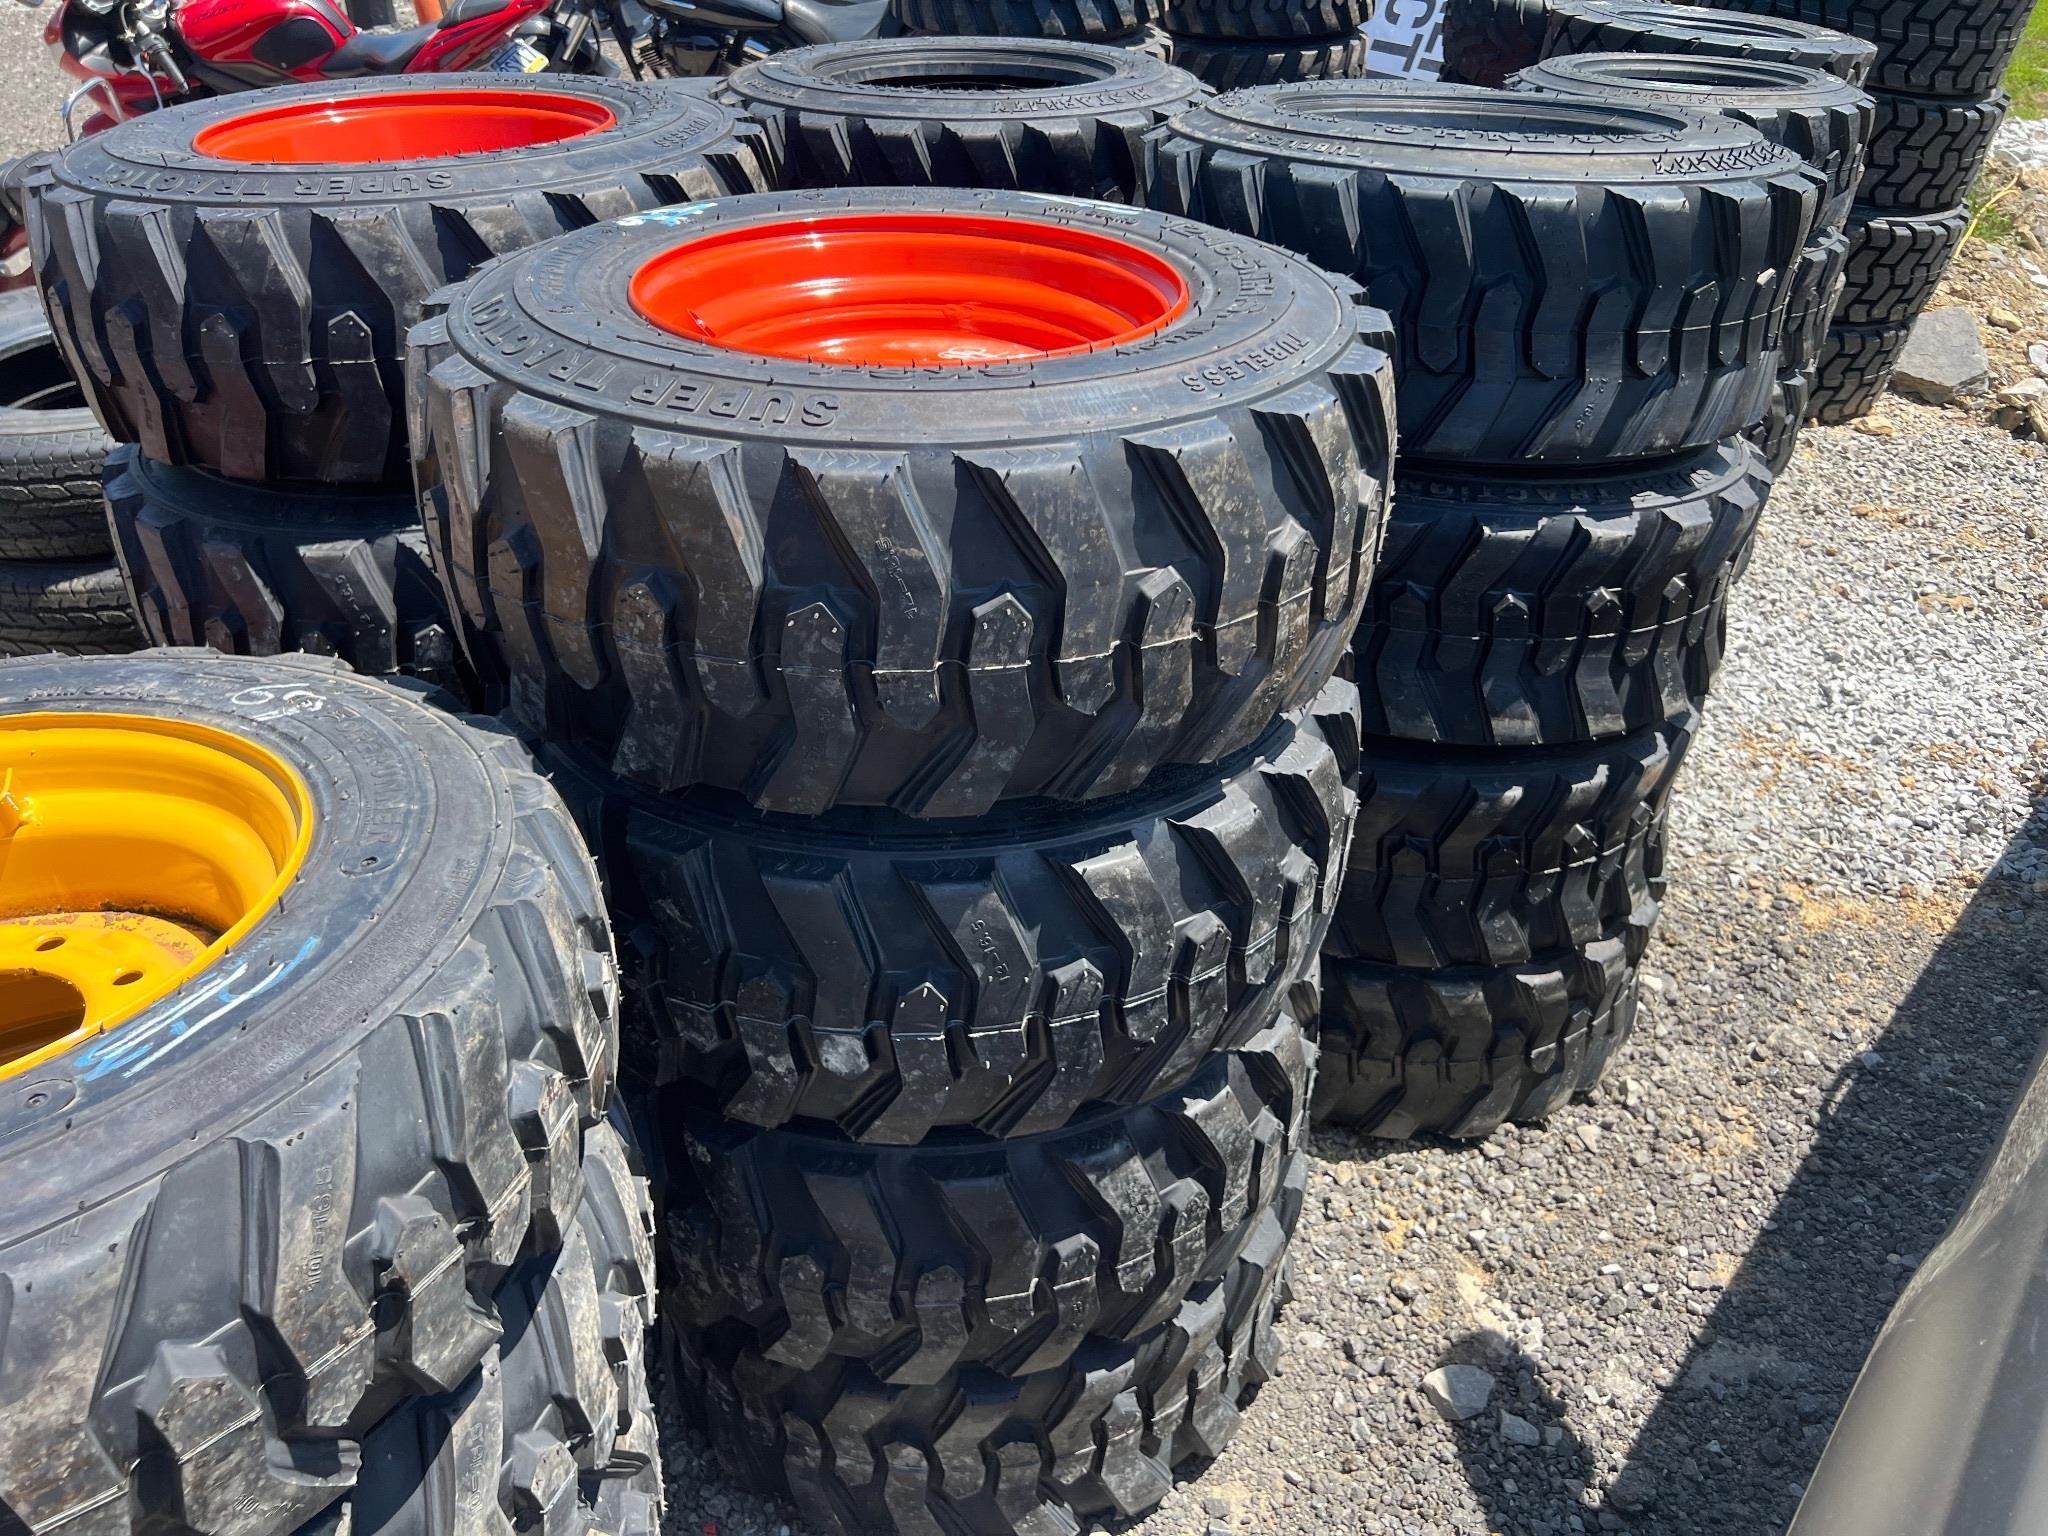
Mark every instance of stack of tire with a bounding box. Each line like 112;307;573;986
0;291;133;655
1437;0;1877;469
1698;0;2032;420
885;0;1174;58
1147;83;1820;1137
403;115;1399;1533
22;73;770;697
1157;0;1377;88
0;649;657;1536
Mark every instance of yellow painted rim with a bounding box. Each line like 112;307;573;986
0;712;315;1082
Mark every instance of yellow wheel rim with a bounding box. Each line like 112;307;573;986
0;712;315;1082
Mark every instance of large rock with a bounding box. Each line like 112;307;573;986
1422;1365;1495;1422
1890;308;1991;405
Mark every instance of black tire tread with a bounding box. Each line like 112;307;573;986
1834;202;1967;327
1166;30;1371;86
661;1011;1310;1386
1545;0;1878;83
890;0;1151;39
674;1202;1295;1536
0;650;622;1536
1860;88;2009;211
1696;0;2031;97
1441;0;1555;86
104;445;462;692
0;290;114;560
550;688;1357;1143
0;555;138;654
1157;0;1369;40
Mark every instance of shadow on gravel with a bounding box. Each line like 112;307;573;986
1444;800;2048;1536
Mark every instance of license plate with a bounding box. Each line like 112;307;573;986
484;38;549;72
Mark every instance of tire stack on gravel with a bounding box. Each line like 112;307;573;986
1148;84;1818;1137
0;290;134;655
1507;50;1876;472
715;35;1209;201
405;184;1399;1533
21;73;771;696
0;647;658;1536
1157;0;1376;88
1698;0;2032;419
886;0;1174;59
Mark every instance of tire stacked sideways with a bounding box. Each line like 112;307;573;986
715;37;1209;202
0;648;655;1536
407;185;1399;1534
1442;0;1875;86
1510;50;1875;472
1159;0;1376;88
24;73;770;693
887;0;1170;55
1148;82;1815;1136
0;290;134;655
1698;0;2031;418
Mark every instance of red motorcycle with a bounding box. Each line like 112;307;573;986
45;0;601;138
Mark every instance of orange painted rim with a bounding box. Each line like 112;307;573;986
193;89;617;165
629;213;1192;367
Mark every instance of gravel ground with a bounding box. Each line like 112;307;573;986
3;41;2044;1536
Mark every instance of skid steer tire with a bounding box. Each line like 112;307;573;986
26;75;771;485
1357;443;1766;748
409;187;1396;818
1315;907;1655;1139
715;38;1208;202
1328;708;1695;970
0;555;138;654
673;1200;1296;1536
657;1008;1311;1387
1145;84;1822;466
342;1117;661;1536
1860;89;2009;212
0;648;619;1536
889;0;1152;40
0;290;114;561
1165;28;1372;86
1441;0;1556;86
1832;203;1969;328
1542;0;1877;83
1157;0;1369;39
104;446;463;695
1806;318;1910;422
547;683;1357;1143
1697;0;2033;98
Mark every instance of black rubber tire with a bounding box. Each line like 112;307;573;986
1146;83;1822;466
0;290;114;561
0;555;139;654
1783;225;1852;371
344;1117;662;1536
1696;0;2032;98
1543;0;1877;83
0;649;620;1536
1440;0;1554;86
889;0;1152;39
1358;442;1765;748
1859;89;2009;211
714;38;1208;202
1157;0;1370;39
1807;317;1910;421
1833;202;1968;327
1327;705;1694;969
1165;28;1372;84
547;684;1355;1142
659;1007;1310;1390
1751;366;1816;472
104;446;464;695
26;75;771;486
672;1199;1295;1536
1315;906;1653;1139
410;187;1397;818
1507;51;1874;231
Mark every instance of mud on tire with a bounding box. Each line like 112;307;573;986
715;37;1208;202
409;187;1396;817
0;649;619;1536
104;446;464;694
27;75;771;485
1145;83;1823;466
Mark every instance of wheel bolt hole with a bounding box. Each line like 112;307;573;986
113;969;143;987
35;936;63;952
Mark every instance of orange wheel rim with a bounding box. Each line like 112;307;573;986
192;89;616;164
